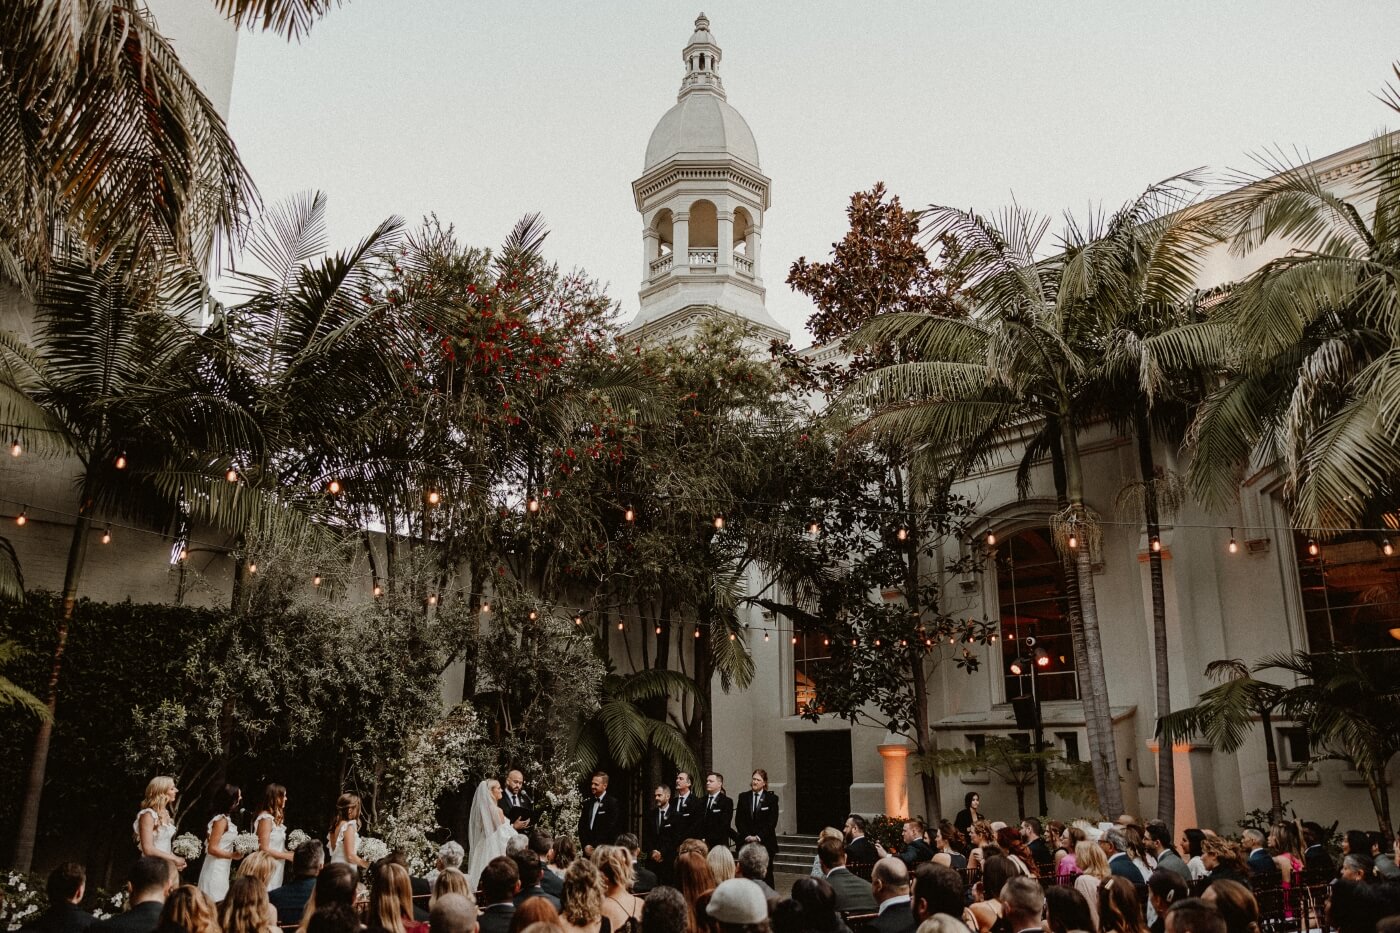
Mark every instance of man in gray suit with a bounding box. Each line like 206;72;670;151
1145;822;1190;884
816;836;876;914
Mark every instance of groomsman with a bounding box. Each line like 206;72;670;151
671;771;703;844
735;769;779;885
699;772;734;851
643;785;677;882
500;770;533;831
578;771;621;855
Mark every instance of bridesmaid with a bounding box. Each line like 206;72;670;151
329;792;368;868
252;783;293;891
135;775;186;873
198;783;243;902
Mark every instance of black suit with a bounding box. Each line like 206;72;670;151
859;902;916;933
632;865;658;893
700;793;734;850
21;903;96;933
579;792;622;850
478;903;515;933
846;835;880;866
92;901;163;933
1304;845;1335;879
541;870;564;899
643;805;678;877
500;789;534;827
513;886;561;911
736;790;779;885
670;793;703;844
1027;837;1052;868
269;877;317;926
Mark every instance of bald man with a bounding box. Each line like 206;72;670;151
859;858;915;933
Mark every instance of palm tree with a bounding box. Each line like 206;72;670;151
572;667;702;778
1157;659;1287;822
843;204;1127;817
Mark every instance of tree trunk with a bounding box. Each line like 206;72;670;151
1060;421;1126;819
13;486;94;872
1260;708;1282;822
895;467;940;820
1134;404;1174;832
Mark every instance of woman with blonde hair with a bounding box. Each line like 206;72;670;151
156;885;220;933
368;862;426;933
238;852;279;890
136;776;187;872
220;876;278;933
967;821;995;871
594;846;644;933
706;845;735;884
1074;839;1111;930
559;858;607;933
430;868;471;909
811;827;843;877
329;793;369;868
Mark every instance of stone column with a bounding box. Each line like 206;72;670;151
673;211;690;274
749;224;762;280
642;229;659;281
717;210;734;272
878;733;912;819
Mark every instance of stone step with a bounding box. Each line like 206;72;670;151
775;833;819;872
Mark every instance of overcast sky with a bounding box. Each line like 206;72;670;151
225;1;1399;344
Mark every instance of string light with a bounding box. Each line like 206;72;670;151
312;572;321;586
15;507;26;526
791;635;798;645
730;632;737;641
807;520;821;536
713;514;725;529
1384;538;1395;557
624;506;635;523
9;438;20;457
573;615;582;626
178;547;188;561
655;624;662;635
1068;531;1078;549
327;479;342;494
225;468;238;483
1150;536;1162;553
428;594;438;606
482;601;492;613
617;620;625;631
373;582;383;597
874;638;881;647
427;490;441;506
694;628;700;638
764;631;770;642
1307;539;1319;557
528;609;538;620
528;497;540;513
248;562;257;574
1228;528;1238;554
115;452;127;470
986;530;996;546
822;637;829;647
101;526;111;544
896;527;908;541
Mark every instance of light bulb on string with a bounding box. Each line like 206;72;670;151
617;620;625;631
528;497;540;513
764;631;770;642
791;635;798;645
986;530;996;546
822;638;829;647
730;632;737;641
713;514;725;530
1068;531;1078;549
10;438;20;457
900;639;908;647
248;562;257;574
573;614;582;626
178;547;187;561
1308;539;1319;557
482;601;492;613
694;628;701;639
312;572;321;586
15;508;26;527
528;609;538;620
1228;528;1238;554
226;467;239;483
427;490;441;506
1384;538;1395;557
925;638;933;647
327;479;342;495
807;520;821;537
896;527;908;541
624;506;635;523
655;624;662;635
428;594;438;606
850;638;857;647
115;452;127;470
1150;536;1162;553
101;526;111;544
373;582;383;597
874;638;881;647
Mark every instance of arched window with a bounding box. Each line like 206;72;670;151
1295;529;1400;650
996;527;1078;701
687;200;718;249
652;209;674;257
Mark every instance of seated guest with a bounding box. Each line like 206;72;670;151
1147;870;1189;933
813;828;844;877
1099;878;1148;933
897;821;935;870
1339;854;1373;883
1042;886;1093;933
219;876;278;933
1300;823;1334;879
1199;839;1250;890
479;857;522;933
154;886;219;933
368;863;426;933
558;859;607;933
860;859;915;933
965;857;1016;933
271;840;325;925
432;870;472;910
95;858;177;933
910;864;962;924
817;836;876;914
640;887;688;933
21;863;95;933
306;904;362;933
999;878;1045;933
1240;831;1274;881
1327;878;1400;933
1072;842;1110;930
704;880;769;933
430;894;479;933
931;824;966;872
912;919;972;933
432;843;466;884
735;844;776;899
593;846;642;932
511;898;562;933
708;846;737;884
1163;900;1225;933
616;834;657;893
788;878;848;933
298;863;358;933
674;853;719;933
1200;881;1259;933
513;850;561;911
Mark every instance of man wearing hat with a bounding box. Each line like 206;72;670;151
706;878;770;933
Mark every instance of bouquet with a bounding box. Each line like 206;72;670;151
286;829;312;852
230;832;262;855
357;836;389;863
172;833;203;861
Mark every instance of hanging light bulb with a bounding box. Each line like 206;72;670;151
101;526;112;544
624;506;635;523
248;561;257;575
327;479;342;494
1384;538;1395;557
178;547;188;561
312;572;322;586
15;508;27;527
731;632;738;641
764;631;770;642
573;614;582;625
791;635;798;645
10;438;20;457
226;467;239;483
528;496;540;513
115;451;127;470
1068;531;1078;549
713;514;725;530
482;600;492;613
808;521;821;536
990;633;999;642
900;639;908;647
427;490;441;506
925;638;933;647
528;609;538;620
617;620;625;631
693;628;701;639
896;527;908;541
874;638;881;647
986;530;997;546
656;624;663;635
1308;539;1319;557
850;638;857;647
373;582;383;597
428;593;438;606
1150;536;1162;553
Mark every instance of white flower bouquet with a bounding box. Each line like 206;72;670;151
286;829;312;852
230;832;262;855
172;833;203;860
357;836;389;863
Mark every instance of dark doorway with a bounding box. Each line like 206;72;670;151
793;731;852;833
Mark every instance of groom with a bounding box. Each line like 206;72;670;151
578;771;620;855
499;770;533;831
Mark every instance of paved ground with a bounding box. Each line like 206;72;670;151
773;870;806;896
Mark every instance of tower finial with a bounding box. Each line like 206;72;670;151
679;12;724;101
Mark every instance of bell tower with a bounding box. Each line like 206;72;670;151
623;14;788;347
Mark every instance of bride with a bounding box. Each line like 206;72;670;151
466;779;516;889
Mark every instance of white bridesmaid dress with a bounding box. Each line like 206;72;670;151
255;812;287;890
197;814;236;902
329;820;355;864
134;807;175;855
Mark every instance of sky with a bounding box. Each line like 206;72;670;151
224;1;1400;344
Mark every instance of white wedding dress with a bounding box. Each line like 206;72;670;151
255;813;287;890
135;808;175;855
466;782;515;890
197;814;236;902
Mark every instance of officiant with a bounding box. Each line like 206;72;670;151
499;769;533;831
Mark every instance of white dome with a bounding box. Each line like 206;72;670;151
644;92;760;171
